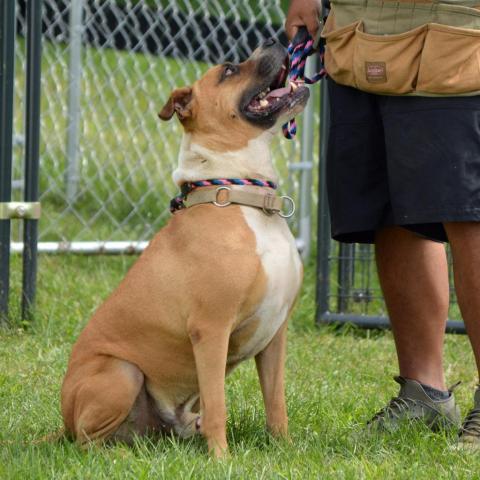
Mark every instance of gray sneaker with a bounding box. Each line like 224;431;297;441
458;386;480;447
367;376;461;432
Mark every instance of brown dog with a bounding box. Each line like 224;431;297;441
61;38;309;457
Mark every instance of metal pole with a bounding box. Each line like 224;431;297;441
318;313;466;335
12;241;151;255
9;237;305;254
315;78;331;320
21;0;43;321
336;242;355;313
0;0;16;323
65;0;84;204
297;56;316;260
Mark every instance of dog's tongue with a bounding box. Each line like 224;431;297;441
267;84;292;98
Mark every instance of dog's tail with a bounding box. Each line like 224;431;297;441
0;427;66;446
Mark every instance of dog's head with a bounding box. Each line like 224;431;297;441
158;38;309;151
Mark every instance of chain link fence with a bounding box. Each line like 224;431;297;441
12;0;319;254
316;241;463;328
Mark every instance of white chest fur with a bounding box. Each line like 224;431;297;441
230;207;303;362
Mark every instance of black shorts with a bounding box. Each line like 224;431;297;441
327;79;480;243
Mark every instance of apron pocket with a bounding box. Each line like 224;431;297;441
322;17;360;87
417;23;480;94
353;23;427;94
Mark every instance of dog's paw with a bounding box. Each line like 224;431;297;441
208;441;229;459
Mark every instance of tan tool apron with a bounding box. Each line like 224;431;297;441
321;0;480;95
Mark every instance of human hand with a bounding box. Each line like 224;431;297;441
285;0;321;41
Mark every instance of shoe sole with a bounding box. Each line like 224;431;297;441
451;439;480;450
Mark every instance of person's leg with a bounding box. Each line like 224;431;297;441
368;226;461;431
324;83;461;429
444;222;480;444
375;226;449;390
444;222;480;374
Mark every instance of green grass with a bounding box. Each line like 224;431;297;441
0;254;477;479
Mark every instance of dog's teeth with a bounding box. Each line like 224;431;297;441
260;99;268;107
258;88;269;99
290;81;298;91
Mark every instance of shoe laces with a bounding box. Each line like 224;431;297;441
368;396;419;423
460;408;480;436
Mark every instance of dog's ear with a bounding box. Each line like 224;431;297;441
158;87;194;121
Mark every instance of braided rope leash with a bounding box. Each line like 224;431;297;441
170;178;277;213
282;29;327;140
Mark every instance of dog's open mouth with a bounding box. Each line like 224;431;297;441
243;56;309;120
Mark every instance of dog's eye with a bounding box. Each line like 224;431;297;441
222;64;238;80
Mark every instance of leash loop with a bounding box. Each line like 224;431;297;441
282;27;327;140
213;186;232;207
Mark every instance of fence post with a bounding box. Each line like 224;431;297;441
316;78;331;321
297;56;316;260
336;243;355;312
22;0;43;321
65;0;84;204
0;0;16;323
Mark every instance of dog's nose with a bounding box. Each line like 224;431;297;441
263;38;277;47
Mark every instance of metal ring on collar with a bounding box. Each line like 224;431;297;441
213;186;232;207
279;195;295;218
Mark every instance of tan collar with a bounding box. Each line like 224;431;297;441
184;185;295;218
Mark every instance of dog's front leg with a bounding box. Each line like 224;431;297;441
188;320;230;458
255;320;289;438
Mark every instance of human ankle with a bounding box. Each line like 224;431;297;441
420;382;451;401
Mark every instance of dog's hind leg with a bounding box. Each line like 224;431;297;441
62;356;151;446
